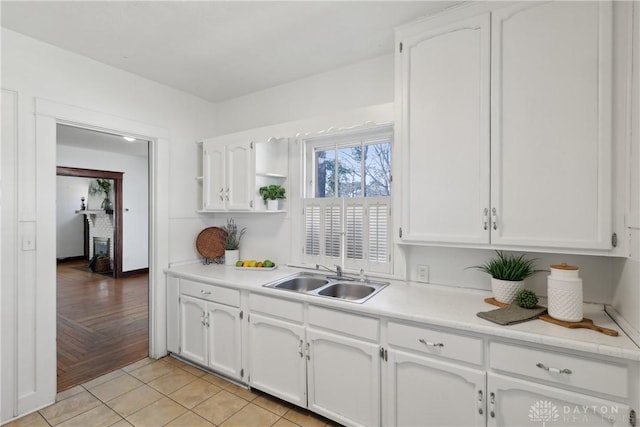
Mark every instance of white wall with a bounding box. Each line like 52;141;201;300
1;28;217;422
57;145;149;271
56;176;91;259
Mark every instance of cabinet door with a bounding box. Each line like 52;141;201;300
488;373;630;427
179;295;207;366
398;14;491;244
248;313;307;407
202;141;225;210
226;141;253;210
307;328;380;427
386;350;485;427
490;1;613;249
206;302;242;380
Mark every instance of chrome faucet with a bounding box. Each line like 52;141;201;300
315;264;354;281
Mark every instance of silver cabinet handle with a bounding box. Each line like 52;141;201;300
483;208;489;230
200;290;211;296
536;362;572;375
306;342;310;360
477;390;484;415
298;339;304;358
219;187;224;201
491;207;498;230
490;392;495;418
419;338;444;347
225;188;230;201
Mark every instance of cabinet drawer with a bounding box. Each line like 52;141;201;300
250;293;304;322
308;305;378;341
489;341;629;398
180;279;240;307
388;321;483;366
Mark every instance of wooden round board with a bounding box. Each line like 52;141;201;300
195;227;226;260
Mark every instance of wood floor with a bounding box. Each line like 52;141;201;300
57;260;149;392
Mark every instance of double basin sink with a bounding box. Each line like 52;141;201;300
263;272;389;304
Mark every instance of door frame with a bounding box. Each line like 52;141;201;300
34;99;169;406
57;167;125;277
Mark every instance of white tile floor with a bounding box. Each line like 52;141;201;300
3;357;339;427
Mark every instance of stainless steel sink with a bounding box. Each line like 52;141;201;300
317;283;376;301
271;276;329;292
264;273;388;303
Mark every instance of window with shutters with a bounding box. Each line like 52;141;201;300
302;125;392;274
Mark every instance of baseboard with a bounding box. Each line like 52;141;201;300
120;268;149;278
56;256;87;264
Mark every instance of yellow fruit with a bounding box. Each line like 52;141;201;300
243;261;250;267
257;262;263;268
248;260;257;267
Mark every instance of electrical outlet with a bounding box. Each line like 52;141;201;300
417;265;429;282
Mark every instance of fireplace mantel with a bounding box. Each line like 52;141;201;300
75;210;113;227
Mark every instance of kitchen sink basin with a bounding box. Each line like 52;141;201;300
264;272;388;303
317;283;376;301
272;276;329;292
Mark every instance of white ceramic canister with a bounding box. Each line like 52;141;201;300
547;263;583;322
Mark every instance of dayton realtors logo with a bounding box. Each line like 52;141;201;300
529;400;622;425
529;400;560;426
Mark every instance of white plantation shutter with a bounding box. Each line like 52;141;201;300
305;204;320;256
324;204;342;258
368;201;389;265
345;203;364;260
303;198;391;273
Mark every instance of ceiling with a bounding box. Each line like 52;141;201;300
1;1;460;103
57;124;149;158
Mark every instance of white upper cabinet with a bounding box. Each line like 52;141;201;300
398;14;491;245
200;136;289;212
490;1;612;249
396;1;615;253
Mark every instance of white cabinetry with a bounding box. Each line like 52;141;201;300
202;139;253;211
307;306;380;427
488;373;630;427
398;14;490;245
248;294;306;407
488;341;632;427
199;136;288;212
177;279;243;381
385;321;485;427
396;1;614;252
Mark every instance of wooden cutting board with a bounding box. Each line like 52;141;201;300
484;297;618;336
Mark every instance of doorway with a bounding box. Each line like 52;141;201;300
56;125;150;391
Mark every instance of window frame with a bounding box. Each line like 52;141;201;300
301;124;393;274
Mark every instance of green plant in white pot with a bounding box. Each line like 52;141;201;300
258;184;286;211
468;251;545;304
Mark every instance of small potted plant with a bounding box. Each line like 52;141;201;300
258;184;286;211
468;251;545;304
96;179;113;212
222;218;246;266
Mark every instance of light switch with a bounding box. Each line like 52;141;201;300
22;234;36;251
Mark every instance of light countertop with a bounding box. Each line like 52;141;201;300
166;262;640;362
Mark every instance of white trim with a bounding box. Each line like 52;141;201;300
32;99;169;406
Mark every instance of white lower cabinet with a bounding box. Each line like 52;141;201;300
386;349;485;427
247;312;307;407
487;373;631;427
179;293;243;381
307;328;381;427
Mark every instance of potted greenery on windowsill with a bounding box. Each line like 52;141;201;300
222;218;246;266
468;251;545;304
258;184;286;211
